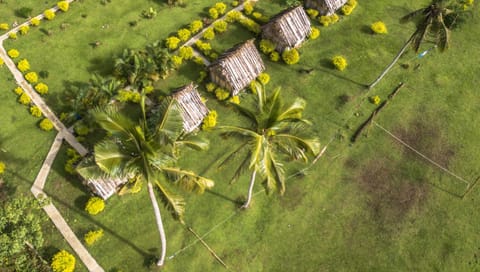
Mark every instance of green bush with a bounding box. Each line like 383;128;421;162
202;27;215;40
213;20;228;33
51;250;75;272
282;48;300;65
177;28;191;42
332;55;347;71
39;118;54;131
84;229;104;246
85;197;105;215
259;39;276;54
202;110;218;130
239;17;260;34
189;20;203;34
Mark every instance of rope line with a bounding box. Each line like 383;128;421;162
374;121;471;185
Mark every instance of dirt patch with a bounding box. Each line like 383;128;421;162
352;157;428;227
279;184;306;211
393;120;456;167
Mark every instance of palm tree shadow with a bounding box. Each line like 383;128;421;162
205;189;241;205
317;61;368;88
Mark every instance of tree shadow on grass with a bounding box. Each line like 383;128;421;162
318;59;368;88
88;56;115;77
205;189;241;205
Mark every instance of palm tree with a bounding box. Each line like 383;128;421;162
219;83;320;208
77;95;213;267
368;0;462;89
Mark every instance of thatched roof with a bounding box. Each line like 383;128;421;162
261;6;311;52
172;83;209;133
304;0;347;15
208;39;265;96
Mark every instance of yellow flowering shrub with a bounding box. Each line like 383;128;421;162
309;27;320;40
31;18;41;26
17;59;30;72
189;20;203;34
85;197;105;215
39;118;54;131
165;36;181;50
0;162;5;174
259;39;276;54
44;9;56;20
19;25;30;35
213;20;228;33
202;110;218;130
177;28;191;42
206;82;216;93
8;49;20;58
226;10;242;23
270;51;280;62
257;72;270;85
14;87;23;95
332;55;347;71
228;96;240;104
202;27;215;40
194;40;212;54
0;58;3;66
282;48;300;65
30;105;42;117
171;55;183;67
306;9;319;19
209;7;219;19
371;21;388;34
178;46;194;60
84;229;104;246
35;83;49;95
243;2;254;15
215;88;230;101
57;1;70;12
25;72;38;83
0;23;8;30
8;32;17;40
232;0;239;7
51;250;75;272
18;93;31;105
370;95;381;105
214;2;227;14
239;17;260;34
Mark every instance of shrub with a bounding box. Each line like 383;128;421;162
178;46;194;60
347;0;358;8
371;21;388;34
282;48;300;65
228;96;240;104
142;7;157;19
259;39;275;54
177;28;191;42
35;83;49;95
194;40;212;54
193;56;205;65
332;55;347;71
214;2;227;15
232;1;239;7
215;88;230;100
306;9;319;19
30;105;42;117
16;7;33;18
309;27;320;40
30;18;41;26
7;49;20;58
206;82;216;92
64;148;81;174
14;87;23;95
39;118;54;131
51;250;75;272
85;197;105;215
209;52;218;60
25;72;38;83
270;51;280;62
226;10;242;23
341;5;354;15
209;7;219;19
19;25;30;35
319;14;339;26
44;9;56;20
202;27;215;40
370;95;381;105
239;17;260;34
84;229;104;246
57;1;69;12
202;110;218;130
17;59;30;72
74;123;89;136
8;32;17;40
0;23;8;30
257;72;270;85
171;55;183;67
0;161;5;174
0;58;3;66
116;90;141;103
165;36;181;50
189;20;203;34
243;2;254;15
18;93;31;105
213;20;228;33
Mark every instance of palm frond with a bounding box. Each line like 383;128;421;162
94;139;138;176
174;135;209;151
217;125;259;139
217;142;249;170
151;97;184;144
228;152;252;184
258;147;285;195
400;7;426;24
162;167;214;194
249;135;264;169
276;98;308;123
154;180;186;222
91;105;135;136
275;134;321;160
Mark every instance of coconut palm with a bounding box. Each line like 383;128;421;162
77;95;213;267
368;0;462;89
219;83;320;208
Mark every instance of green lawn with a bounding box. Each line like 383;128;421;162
3;0;480;271
0;0;58;29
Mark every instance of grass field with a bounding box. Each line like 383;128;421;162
2;0;480;271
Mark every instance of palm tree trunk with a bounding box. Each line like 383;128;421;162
367;33;416;89
242;170;257;209
147;182;167;267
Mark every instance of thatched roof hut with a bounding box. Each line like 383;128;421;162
208;39;265;96
172;83;209;133
261;6;311;52
304;0;347;15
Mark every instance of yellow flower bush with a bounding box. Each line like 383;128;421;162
189;20;203;34
194;40;212;54
30;105;42;117
270;51;280;62
165;36;181;50
257;72;270;85
171;55;183;67
14;87;23;95
25;72;38;83
371;21;388;34
282;48;300;65
17;59;30;72
202;27;215;40
44;9;56;20
0;161;5;174
18;93;31;105
306;9;319;19
319;14;339;27
39;118;54;131
202;110;218;130
226;10;242;23
0;58;3;66
209;7;219;19
259;39;275;54
85;197;105;215
8;32;17;40
19;25;30;35
8;49;20;58
213;20;228;34
332;55;347;71
177;28;191;42
178;46;194;60
243;2;254;15
215;88;230;101
206;82;216;93
214;2;227;15
309;27;320;40
51;250;75;272
35;83;49;95
228;96;240;104
84;229;104;246
370;95;381;105
30;18;41;26
57;1;70;12
0;23;8;30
